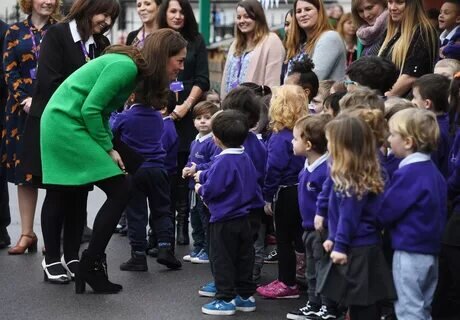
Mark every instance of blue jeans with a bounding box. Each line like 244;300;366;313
393;250;438;320
126;167;174;252
189;191;210;253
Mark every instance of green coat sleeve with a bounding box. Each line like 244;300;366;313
81;60;138;152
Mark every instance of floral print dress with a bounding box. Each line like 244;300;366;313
2;16;55;184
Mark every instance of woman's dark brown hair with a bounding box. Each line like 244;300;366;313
64;0;120;42
156;0;199;41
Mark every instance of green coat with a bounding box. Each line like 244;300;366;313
41;53;137;185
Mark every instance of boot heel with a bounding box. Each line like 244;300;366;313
28;242;38;253
43;271;48;282
75;277;85;294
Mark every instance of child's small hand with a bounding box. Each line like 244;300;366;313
182;167;188;178
189;162;197;174
194;171;202;183
323;239;334;252
264;202;273;216
194;183;201;194
330;250;347;265
314;214;324;232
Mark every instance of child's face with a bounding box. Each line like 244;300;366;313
312;95;324;113
292;126;308;156
439;2;460;31
206;93;220;106
411;87;429;110
387;126;411;158
194;113;213;134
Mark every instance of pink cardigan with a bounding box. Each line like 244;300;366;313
220;32;285;99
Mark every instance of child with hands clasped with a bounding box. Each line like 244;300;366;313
286;114;341;320
182;101;220;264
318;115;396;320
257;85;307;299
380;108;447;320
195;110;261;316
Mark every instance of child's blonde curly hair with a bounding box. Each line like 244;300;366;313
269;85;308;132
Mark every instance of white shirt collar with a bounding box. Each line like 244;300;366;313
305;153;329;173
218;147;245;156
440;25;459;42
398;152;431;168
195;132;213;143
69;20;96;52
163;116;172;121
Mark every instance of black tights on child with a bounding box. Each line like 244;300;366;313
349;304;379;320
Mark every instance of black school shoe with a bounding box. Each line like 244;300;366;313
263;249;278;264
120;251;148;271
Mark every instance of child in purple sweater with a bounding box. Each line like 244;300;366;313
319;115;397;319
196;110;260;316
286;114;340;320
182;101;220;263
257;85;307;299
380;108;447;320
111;98;181;272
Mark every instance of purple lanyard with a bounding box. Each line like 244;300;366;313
29;28;44;61
80;41;93;63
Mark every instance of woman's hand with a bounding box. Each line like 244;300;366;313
21;97;32;113
264;202;273;216
330;250;348;265
108;149;126;172
173;103;189;119
323;239;334;252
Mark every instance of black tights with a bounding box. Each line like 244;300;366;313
41;175;131;262
87;175;131;256
42;188;88;262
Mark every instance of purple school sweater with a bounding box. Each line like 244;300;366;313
379;153;447;254
197;148;262;223
263;128;305;202
111;105;165;168
298;154;329;230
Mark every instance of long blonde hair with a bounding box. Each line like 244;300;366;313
234;0;270;56
378;0;437;71
326;115;384;198
285;0;332;61
269;85;308;132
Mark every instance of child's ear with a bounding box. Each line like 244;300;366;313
403;136;415;151
305;141;313;151
425;99;434;110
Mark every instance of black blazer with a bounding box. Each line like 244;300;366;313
29;22;109;118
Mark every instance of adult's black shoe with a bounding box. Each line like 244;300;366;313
0;227;11;249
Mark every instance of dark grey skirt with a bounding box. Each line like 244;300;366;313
317;245;397;306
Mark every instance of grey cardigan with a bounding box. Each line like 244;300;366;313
311;31;347;81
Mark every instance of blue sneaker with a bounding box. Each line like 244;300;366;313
198;281;216;297
191;250;209;264
202;299;236;316
183;248;202;262
232;295;256;312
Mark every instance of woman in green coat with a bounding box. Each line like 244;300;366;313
40;28;188;294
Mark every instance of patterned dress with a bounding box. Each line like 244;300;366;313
2;16;55;184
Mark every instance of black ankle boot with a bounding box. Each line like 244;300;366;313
75;250;122;294
120;251;148;271
157;247;182;269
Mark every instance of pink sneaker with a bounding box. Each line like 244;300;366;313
257;280;300;299
256;280;280;295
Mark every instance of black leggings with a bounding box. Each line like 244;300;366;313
42;188;88;262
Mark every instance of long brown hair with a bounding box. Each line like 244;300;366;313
285;0;332;61
64;0;120;42
326;115;384;198
378;0;437;71
234;0;270;56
